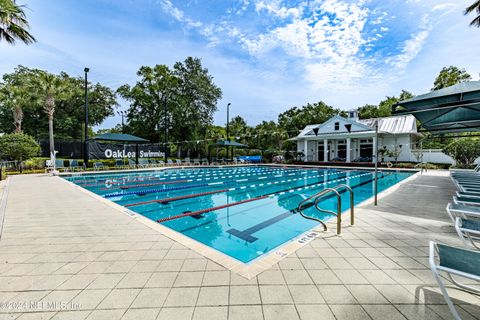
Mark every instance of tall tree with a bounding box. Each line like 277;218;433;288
465;0;480;27
0;0;35;44
278;101;340;137
172;57;222;155
0;66;117;140
117;65;179;142
118;57;222;156
432;66;471;91
30;72;69;158
357;90;414;119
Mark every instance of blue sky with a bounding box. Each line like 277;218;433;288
1;0;479;130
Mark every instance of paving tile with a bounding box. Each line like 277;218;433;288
163;287;200;307
201;271;230;286
374;285;416;304
196;286;229;306
54;274;98;290
97;288;140;309
298;258;327;270
87;273;125;289
228;305;264;320
180;259;207;272
259;285;293;304
333;269;369;284
120;308;159;320
262;305;299;320
192;306;228;320
329;305;371;320
156;307;194;320
68;289;111;310
278;258;304;270
282;270;313;285
346;285;389;304
229;286;261;305
257;270;286;285
288;285;325;304
230;273;258;286
145;272;178;288
308;269;341;285
316;285;357;304
16;312;57;320
85;309;125;320
395;304;444;320
130;288;169;308
173;271;204;287
50;310;91;320
116;272;152;288
296;305;335;320
363;305;407;320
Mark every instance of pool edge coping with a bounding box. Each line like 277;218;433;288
54;165;421;279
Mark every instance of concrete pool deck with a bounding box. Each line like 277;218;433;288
0;171;479;319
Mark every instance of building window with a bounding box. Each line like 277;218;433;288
334;122;339;131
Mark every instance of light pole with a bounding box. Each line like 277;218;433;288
84;67;89;168
226;102;231;158
117;111;127;133
163;95;168;163
374;120;378;205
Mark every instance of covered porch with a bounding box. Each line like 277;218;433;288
301;132;377;163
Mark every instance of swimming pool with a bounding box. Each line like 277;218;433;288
64;166;413;263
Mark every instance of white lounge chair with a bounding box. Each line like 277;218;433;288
429;241;480;320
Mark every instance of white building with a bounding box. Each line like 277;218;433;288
292;112;423;163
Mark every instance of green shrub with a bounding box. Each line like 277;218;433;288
0;133;40;162
443;138;480;168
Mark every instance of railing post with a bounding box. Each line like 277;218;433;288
336;195;342;235
350;190;354;225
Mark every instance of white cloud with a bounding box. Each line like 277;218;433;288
386;15;431;70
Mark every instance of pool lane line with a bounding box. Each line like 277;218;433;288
105;169;312;191
75;167;295;187
123;172;331;209
114;170;342;204
117;179;191;190
104;168;316;197
156;195;270;223
117;170;354;206
97;169;301;190
124;189;230;207
72;166;288;183
176;171;382;234
155;172;373;223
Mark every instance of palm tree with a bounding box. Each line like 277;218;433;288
0;0;36;44
466;0;480;27
31;72;68;161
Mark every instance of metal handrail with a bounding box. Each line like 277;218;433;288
334;184;354;225
296;183;355;235
296;188;339;232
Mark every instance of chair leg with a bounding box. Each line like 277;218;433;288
431;266;462;320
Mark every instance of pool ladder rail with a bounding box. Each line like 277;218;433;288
296;184;354;235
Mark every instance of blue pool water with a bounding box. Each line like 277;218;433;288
64;166;413;263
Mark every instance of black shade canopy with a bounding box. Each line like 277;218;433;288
213;140;247;147
393;81;480;133
90;133;149;143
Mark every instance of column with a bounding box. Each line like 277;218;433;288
372;135;377;163
346;138;351;163
323;139;328;162
304;139;308;162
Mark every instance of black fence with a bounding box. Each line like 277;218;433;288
39;140;168;160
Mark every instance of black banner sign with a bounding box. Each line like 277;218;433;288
88;142;166;159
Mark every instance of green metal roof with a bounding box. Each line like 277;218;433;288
90;133;149;143
393;81;480;133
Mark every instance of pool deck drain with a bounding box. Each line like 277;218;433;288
0;170;479;319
